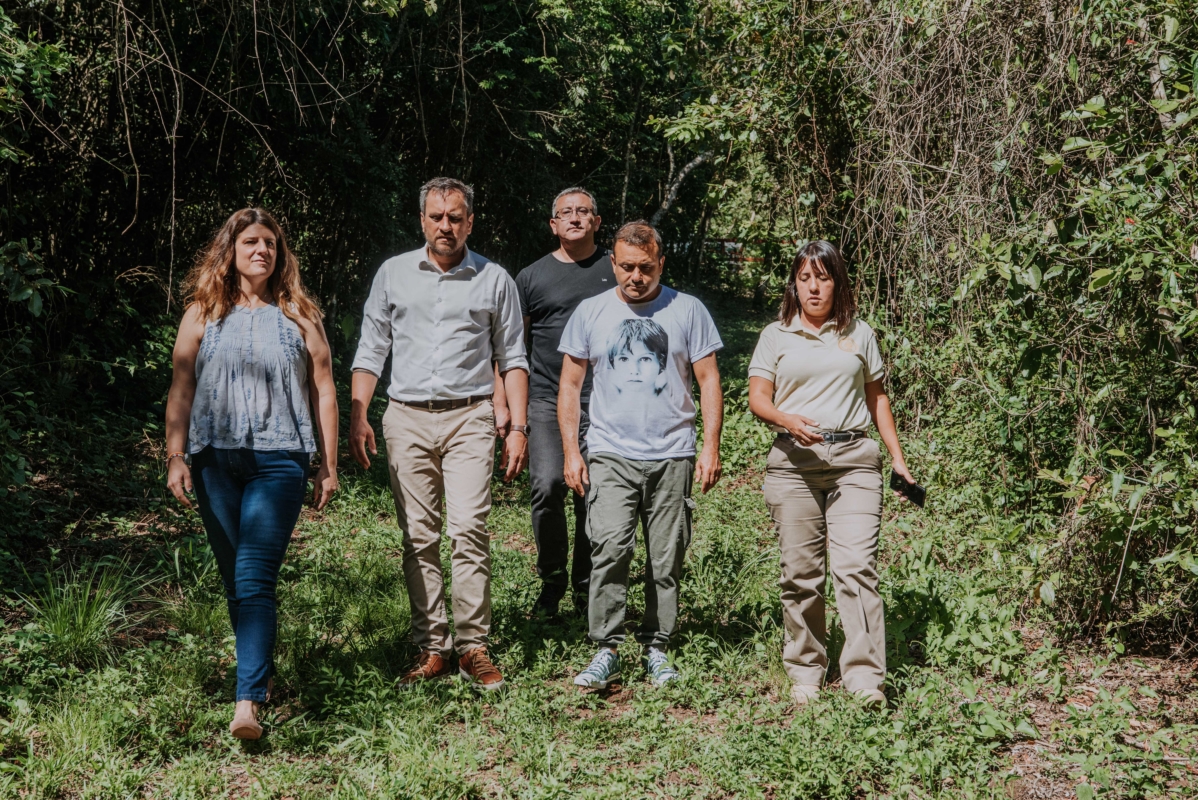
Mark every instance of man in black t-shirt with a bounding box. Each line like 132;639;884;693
514;187;612;615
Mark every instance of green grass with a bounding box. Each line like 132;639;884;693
0;299;1193;798
18;560;146;669
2;460;1194;799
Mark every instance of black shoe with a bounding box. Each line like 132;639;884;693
532;585;564;616
571;591;589;617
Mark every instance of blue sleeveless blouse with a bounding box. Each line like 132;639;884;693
187;304;318;454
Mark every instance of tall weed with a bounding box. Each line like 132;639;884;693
19;561;144;668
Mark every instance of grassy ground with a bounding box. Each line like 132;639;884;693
2;300;1195;798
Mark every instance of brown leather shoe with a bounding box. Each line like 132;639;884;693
398;650;451;687
458;647;505;691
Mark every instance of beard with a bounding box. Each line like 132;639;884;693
427;235;463;258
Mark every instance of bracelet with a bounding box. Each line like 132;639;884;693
167;452;187;462
509;424;530;436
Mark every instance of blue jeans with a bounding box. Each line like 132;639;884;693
192;447;309;702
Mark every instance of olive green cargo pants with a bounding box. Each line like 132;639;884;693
586;453;695;648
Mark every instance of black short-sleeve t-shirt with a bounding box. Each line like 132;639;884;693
516;248;613;402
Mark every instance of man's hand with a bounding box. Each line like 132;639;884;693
350;414;377;469
500;431;528;482
781;412;823;446
166;458;194;509
494;402;512;438
492;362;512;437
695;446;722;493
563;448;589;496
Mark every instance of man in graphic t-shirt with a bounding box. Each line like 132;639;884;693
512;187;613;616
557;220;724;688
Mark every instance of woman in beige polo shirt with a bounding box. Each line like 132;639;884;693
748;240;914;708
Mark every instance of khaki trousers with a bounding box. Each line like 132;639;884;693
382;399;495;656
763;436;885;693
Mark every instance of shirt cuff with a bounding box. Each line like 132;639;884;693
689;342;724;363
350;353;386;378
557;345;588;359
495;356;530;373
747;367;776;381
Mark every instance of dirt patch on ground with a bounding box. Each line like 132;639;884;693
1000;654;1198;799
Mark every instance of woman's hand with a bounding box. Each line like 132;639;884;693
165;305;204;510
890;459;916;501
780;412;823;446
312;463;339;511
167;457;194;508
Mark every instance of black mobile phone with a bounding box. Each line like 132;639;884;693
889;470;926;507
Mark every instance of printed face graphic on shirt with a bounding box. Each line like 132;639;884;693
606;318;669;396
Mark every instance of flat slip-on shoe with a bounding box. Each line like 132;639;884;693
790;684;821;706
230;718;262;740
230;705;262;740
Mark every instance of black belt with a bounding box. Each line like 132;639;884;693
777;430;866;444
395;394;492;412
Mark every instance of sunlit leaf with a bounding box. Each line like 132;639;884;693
1164;15;1179;43
1088;268;1114;290
1039;580;1055;606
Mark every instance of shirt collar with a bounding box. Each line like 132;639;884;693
419;246;479;276
778;316;838;338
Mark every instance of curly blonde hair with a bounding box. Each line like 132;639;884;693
183;208;320;323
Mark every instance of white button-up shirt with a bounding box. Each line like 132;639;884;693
352;246;528;401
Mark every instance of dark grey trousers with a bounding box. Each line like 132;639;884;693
586;453;695;648
528;397;591;597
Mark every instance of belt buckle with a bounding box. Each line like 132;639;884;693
427;399;435;412
820;432;832;444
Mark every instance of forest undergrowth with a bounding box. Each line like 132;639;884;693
0;299;1194;799
4;0;1198;797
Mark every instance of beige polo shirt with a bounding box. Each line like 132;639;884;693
748;317;884;433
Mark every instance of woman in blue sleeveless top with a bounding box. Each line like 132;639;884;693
164;208;339;740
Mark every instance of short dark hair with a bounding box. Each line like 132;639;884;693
606;318;668;373
779;240;857;331
552;187;598;217
420;177;474;215
613;220;662;258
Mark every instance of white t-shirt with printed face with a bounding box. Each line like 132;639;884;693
558;286;723;460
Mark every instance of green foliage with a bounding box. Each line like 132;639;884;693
18;560;144;668
0;7;70;162
2;453;1192;796
660;0;1198;644
1;0;1197;793
0;0;717;575
0;239;61;317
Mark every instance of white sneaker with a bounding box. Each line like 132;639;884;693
574;649;621;689
856;689;886;708
790;684;820;706
645;647;679;687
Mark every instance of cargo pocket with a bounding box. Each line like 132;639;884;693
683;496;697;550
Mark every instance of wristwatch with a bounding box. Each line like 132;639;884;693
509;424;530;437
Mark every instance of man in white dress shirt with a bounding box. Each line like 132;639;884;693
350;177;529;691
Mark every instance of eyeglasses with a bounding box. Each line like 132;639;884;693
554;207;594;220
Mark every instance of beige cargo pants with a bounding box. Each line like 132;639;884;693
382;398;495;656
763;435;885;693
